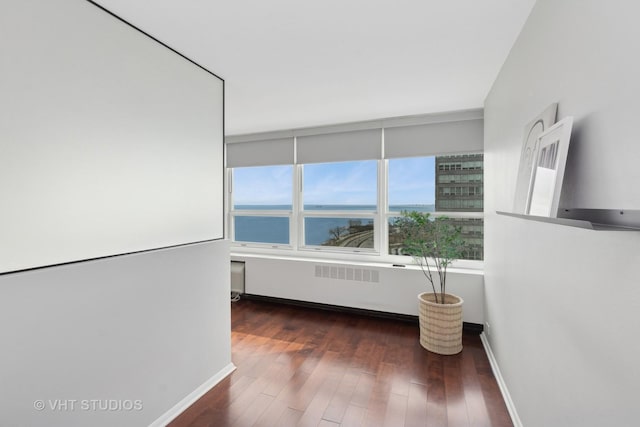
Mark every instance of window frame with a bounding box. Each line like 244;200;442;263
298;160;379;254
228;165;296;249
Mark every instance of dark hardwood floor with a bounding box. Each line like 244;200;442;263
169;299;512;427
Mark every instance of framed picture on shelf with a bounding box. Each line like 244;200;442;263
513;103;558;214
527;117;574;217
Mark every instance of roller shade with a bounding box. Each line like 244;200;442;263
226;137;294;167
297;129;382;164
384;119;483;158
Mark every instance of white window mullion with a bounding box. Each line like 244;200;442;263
292;162;301;250
378;158;388;256
296;160;305;248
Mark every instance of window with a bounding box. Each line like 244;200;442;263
302;160;377;250
388;154;484;260
226;114;484;264
230;165;293;245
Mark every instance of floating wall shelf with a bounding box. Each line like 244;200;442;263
496;209;640;231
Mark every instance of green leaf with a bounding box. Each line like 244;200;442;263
392;211;467;303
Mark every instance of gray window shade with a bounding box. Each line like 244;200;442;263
297;129;382;164
226;138;294;167
384;119;483;158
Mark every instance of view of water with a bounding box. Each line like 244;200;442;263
233;204;435;245
234;204;435;212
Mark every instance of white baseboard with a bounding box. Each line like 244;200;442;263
149;362;236;427
480;333;523;427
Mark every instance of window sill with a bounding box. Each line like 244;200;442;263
230;245;484;274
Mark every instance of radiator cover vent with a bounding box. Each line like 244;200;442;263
314;264;379;283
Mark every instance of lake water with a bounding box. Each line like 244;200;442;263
233;204;434;245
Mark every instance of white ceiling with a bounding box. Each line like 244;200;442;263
94;0;536;135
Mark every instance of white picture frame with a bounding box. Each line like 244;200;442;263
527;117;574;217
513;103;558;214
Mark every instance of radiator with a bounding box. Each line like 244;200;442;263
230;261;245;294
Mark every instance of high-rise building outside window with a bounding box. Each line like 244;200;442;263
435;154;484;260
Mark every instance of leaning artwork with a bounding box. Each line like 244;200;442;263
513;103;558;214
527;117;574;217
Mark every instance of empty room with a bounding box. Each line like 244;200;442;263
1;1;638;426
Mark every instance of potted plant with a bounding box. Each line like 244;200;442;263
392;211;466;355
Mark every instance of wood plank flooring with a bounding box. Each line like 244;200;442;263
169;299;512;427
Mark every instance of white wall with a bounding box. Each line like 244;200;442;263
1;0;224;274
0;1;230;425
484;1;640;426
0;241;231;427
235;254;484;324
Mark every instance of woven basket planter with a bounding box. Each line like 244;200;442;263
418;292;464;355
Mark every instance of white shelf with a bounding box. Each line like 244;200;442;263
496;209;640;231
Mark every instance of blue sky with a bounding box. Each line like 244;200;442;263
233;158;435;206
304;161;377;205
388;157;435;205
233;164;292;205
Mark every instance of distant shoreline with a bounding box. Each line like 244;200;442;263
234;204;436;212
